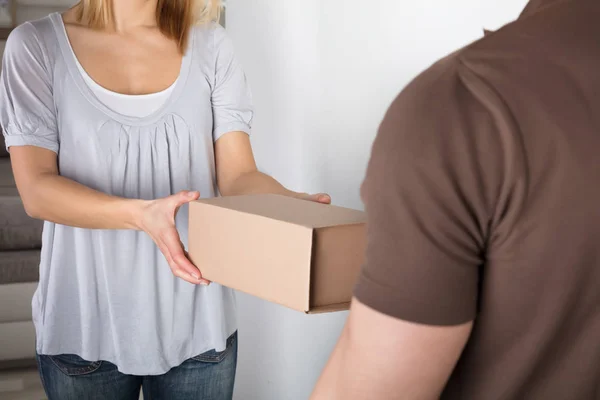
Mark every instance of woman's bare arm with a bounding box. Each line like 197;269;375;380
9;145;207;284
10;146;143;229
215;132;330;203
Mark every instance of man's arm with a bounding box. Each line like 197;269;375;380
311;56;509;398
312;299;472;400
215;131;330;203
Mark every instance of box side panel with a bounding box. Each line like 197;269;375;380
189;202;313;312
310;223;366;308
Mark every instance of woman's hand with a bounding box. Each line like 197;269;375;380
295;193;332;204
137;190;210;285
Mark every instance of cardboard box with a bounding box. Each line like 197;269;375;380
188;194;366;313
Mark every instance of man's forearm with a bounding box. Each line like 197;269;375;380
311;326;349;400
219;170;300;198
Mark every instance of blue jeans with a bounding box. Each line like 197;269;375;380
36;332;237;400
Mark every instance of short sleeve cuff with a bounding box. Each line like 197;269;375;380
213;122;252;142
4;133;59;154
354;272;476;327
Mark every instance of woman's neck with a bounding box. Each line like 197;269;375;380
111;0;158;32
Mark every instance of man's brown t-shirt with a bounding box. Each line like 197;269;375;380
355;0;600;398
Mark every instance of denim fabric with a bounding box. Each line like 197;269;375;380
36;332;237;400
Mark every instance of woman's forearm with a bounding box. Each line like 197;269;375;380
24;173;145;230
219;171;300;198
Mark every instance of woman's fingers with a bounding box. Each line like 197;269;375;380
183;248;211;286
154;240;198;284
171;190;200;210
141;190;209;285
161;228;204;283
180;241;211;285
300;193;331;204
316;193;331;204
172;268;204;285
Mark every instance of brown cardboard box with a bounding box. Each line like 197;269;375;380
188;194;366;313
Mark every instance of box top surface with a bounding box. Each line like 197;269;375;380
195;194;365;228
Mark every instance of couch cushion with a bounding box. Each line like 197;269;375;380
0;159;43;251
0;133;8;158
0;281;38;323
0;158;15;187
0;250;40;284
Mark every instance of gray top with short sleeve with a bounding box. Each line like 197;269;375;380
0;13;252;375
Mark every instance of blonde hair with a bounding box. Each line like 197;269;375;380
74;0;222;53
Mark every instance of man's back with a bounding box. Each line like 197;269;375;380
442;1;599;397
351;0;600;398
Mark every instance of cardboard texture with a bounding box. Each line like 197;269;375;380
188;194;366;313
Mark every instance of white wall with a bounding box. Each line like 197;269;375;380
227;1;528;399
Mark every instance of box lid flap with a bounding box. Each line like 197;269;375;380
196;194;365;229
306;302;351;314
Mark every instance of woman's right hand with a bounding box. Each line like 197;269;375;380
137;190;210;285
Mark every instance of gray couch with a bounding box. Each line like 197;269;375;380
0;133;42;366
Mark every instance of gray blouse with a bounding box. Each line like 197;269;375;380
0;13;253;375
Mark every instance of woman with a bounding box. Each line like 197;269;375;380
0;0;329;399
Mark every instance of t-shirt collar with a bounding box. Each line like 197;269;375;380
519;0;565;19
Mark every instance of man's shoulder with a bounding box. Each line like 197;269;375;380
390;13;547;134
384;48;492;135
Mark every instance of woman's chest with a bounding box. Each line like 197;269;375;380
53;67;215;173
65;24;183;96
54;64;213;134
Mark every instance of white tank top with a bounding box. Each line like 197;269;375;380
73;54;177;118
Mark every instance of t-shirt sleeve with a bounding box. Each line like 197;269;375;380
211;25;254;141
0;23;58;154
354;57;512;326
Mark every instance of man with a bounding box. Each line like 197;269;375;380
311;0;600;399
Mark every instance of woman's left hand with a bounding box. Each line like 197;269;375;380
295;193;332;204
